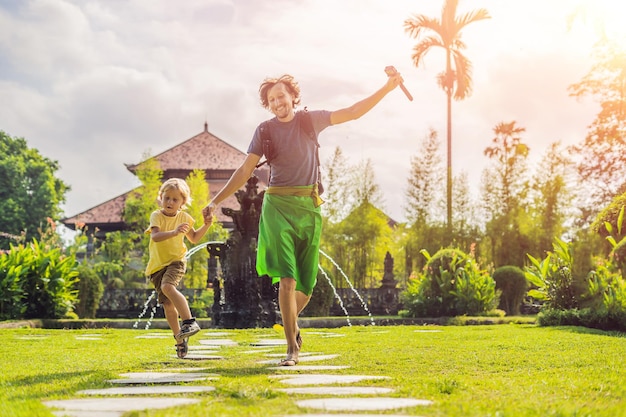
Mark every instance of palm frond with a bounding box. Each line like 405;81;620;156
436;71;449;92
452;52;473;100
456;9;491;29
453;38;467;51
411;36;444;68
404;14;442;39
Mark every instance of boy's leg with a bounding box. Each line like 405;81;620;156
161;298;181;337
160;262;201;340
150;267;184;337
161;282;193;321
162;298;187;359
161;282;200;339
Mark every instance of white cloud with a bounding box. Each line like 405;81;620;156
0;0;608;223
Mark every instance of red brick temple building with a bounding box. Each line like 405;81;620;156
61;123;268;237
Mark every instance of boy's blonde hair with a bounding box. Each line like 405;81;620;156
158;178;192;209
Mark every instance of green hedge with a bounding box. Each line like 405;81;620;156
0;240;78;320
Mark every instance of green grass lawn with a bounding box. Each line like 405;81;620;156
1;322;624;416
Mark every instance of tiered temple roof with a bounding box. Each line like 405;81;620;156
61;123;268;236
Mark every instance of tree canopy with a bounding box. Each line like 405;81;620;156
0;131;69;249
569;39;626;218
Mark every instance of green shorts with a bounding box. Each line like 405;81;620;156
256;193;322;296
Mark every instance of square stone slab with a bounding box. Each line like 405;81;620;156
51;410;122;417
265;352;321;358
201;332;232;337
250;339;287;346
286;414;420;417
270;374;390;385
15;335;50;340
78;385;216;395
295;397;433;411
279;386;393;395
44;397;199;415
259;354;339;365
108;372;216;384
135;334;171;339
187;345;220;351
170;354;224;360
300;331;345;338
198;339;238;346
242;348;274;354
268;365;349;371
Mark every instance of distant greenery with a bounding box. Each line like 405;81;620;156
0;222;78;320
400;248;499;318
0;131;69;250
493;265;527;315
527;234;626;332
0;325;624;417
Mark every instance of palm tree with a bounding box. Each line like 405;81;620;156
404;0;490;230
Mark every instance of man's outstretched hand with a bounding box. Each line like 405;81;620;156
385;66;413;101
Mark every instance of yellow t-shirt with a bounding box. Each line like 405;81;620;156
145;210;195;276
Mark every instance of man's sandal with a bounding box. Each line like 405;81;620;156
279;357;298;366
175;337;188;359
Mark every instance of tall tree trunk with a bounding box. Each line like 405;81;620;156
446;52;453;232
447;88;452;232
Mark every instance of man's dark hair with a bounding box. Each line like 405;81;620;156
259;74;301;109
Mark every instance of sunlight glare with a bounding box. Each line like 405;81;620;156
568;0;626;43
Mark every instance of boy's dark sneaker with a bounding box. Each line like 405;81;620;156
176;321;200;340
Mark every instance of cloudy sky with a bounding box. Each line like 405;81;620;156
1;0;621;227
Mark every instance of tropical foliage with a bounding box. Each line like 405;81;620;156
401;248;498;317
568;38;626;219
0;131;69;250
0;238;78;320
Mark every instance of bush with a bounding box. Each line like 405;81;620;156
0;248;26;320
74;263;104;319
0;240;78;319
538;308;626;332
525;238;578;310
401;248;499;317
493;266;528;315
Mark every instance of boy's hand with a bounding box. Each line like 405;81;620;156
176;223;190;235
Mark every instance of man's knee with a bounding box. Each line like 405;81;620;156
279;277;297;291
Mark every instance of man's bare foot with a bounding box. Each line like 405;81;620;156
296;329;302;350
278;356;299;366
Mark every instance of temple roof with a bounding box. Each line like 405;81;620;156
62;192;128;233
125;123;246;173
61;123;267;234
61;186;244;234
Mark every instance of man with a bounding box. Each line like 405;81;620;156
203;69;404;365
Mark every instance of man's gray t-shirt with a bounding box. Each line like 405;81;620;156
248;110;332;187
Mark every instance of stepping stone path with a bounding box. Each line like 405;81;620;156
43;329;435;416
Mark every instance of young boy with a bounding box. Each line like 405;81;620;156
145;178;213;358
